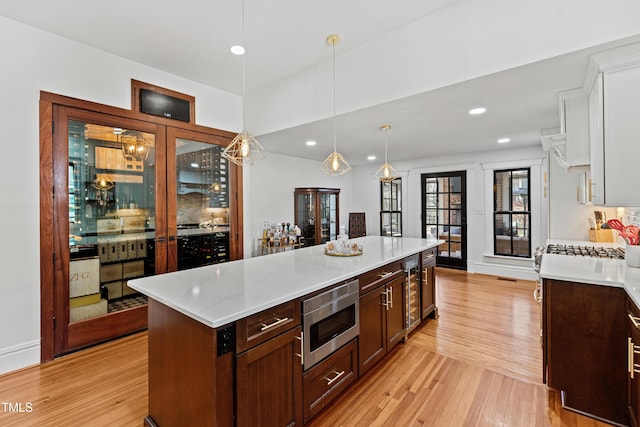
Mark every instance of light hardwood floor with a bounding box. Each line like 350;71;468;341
0;269;616;426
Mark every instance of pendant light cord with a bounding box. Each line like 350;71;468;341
384;127;388;163
332;40;337;152
241;0;247;129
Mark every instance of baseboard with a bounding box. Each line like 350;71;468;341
0;340;40;375
469;261;538;281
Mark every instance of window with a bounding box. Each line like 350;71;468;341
494;168;530;257
380;178;402;236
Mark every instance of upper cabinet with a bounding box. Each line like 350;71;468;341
541;89;590;173
585;43;640;206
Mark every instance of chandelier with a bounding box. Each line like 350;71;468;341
222;0;266;166
374;124;398;182
321;34;351;176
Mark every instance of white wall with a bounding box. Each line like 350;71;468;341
0;16;242;375
349;146;547;280
243;152;353;257
548;160;617;240
247;0;640;135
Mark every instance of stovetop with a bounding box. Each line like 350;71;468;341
546;244;625;259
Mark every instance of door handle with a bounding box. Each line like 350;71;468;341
295;331;304;366
156;236;166;243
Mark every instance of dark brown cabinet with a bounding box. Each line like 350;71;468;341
303;338;358;424
543;279;627;425
235;301;303;427
421;248;437;319
236;326;304;427
294;188;339;246
358;261;405;376
40;92;243;358
628;298;640;427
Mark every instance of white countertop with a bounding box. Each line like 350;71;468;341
540;239;640;308
128;236;441;328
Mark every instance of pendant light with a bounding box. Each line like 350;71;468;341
374;124;398;182
321;34;351;176
222;0;266;166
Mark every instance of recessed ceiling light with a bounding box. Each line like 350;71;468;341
468;107;487;115
367;155;376;161
305;140;317;146
497;138;511;144
230;45;245;55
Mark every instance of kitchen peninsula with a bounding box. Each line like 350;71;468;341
129;235;441;426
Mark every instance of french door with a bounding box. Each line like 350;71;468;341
47;103;240;357
421;171;467;269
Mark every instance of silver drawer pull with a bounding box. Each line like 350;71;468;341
629;313;640;330
378;271;392;278
324;370;345;386
295;332;304;365
260;317;289;331
388;286;393;309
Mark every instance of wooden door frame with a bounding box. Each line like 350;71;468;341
39;91;242;362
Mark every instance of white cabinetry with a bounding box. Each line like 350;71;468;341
586;44;640;206
540;89;590;172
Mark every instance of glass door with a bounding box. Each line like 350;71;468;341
319;192;337;243
167;128;232;271
421;171;467;269
55;106;165;355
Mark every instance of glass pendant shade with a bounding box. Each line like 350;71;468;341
222;130;266;166
321;150;351;176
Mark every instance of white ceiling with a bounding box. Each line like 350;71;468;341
1;1;638;166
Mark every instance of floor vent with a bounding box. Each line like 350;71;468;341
497;277;517;282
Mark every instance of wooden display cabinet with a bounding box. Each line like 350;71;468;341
39;91;243;360
294;188;339;246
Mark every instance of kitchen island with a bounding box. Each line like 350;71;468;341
129;235;441;426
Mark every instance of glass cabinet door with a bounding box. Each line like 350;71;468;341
296;192;316;245
56;106;165;355
319;193;337;243
169;129;231;271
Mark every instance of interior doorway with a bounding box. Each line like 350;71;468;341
421;171;467;269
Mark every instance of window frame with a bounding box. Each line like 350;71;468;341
380;178;402;237
493;167;531;258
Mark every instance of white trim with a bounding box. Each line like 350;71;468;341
0;340;40;375
470;261;538;281
409;162;478;176
481;157;543;171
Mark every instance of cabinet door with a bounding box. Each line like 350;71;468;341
546;279;627;425
386;275;405;349
167;128;241;271
588;73;605;205
55;106;164;355
358;286;386;375
421;264;436;319
628;302;640;427
236;326;303;427
602;66;640;206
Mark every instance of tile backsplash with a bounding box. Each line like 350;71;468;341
623;208;640;227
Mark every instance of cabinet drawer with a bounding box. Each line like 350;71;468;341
422;248;436;268
303;338;358;423
236;299;301;353
358;260;403;295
